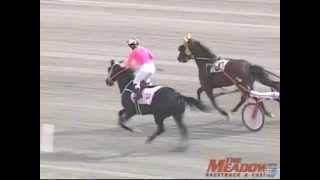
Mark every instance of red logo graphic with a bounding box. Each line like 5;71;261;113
206;157;276;177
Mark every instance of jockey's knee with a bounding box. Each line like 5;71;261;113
134;82;140;89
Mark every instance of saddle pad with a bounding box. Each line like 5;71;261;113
130;86;162;105
208;59;230;73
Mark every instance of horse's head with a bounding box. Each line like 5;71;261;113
105;59;128;86
177;33;217;63
177;33;194;63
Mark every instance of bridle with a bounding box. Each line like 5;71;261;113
107;63;134;94
181;33;217;63
107;63;129;82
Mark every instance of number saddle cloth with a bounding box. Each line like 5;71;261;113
130;86;162;105
207;59;230;73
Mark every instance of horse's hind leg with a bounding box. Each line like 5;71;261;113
231;93;247;113
197;87;203;101
173;112;188;141
205;90;230;119
260;102;275;118
145;114;165;144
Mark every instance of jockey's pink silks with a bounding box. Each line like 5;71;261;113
125;47;155;69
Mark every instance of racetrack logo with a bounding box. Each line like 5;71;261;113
206;157;277;178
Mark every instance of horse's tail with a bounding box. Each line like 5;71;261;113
249;65;280;92
179;94;210;112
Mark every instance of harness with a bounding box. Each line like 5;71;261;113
108;64;142;114
121;80;142;114
121;80;134;95
183;42;249;92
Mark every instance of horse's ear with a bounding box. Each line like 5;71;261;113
186;32;192;40
184;36;188;42
110;59;115;65
184;32;192;43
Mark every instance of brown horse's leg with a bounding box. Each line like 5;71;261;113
260;102;274;118
231;93;247;112
251;82;274;118
197;87;203;101
250;97;274;118
205;89;230;119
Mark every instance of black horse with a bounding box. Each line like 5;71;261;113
177;33;280;119
105;60;209;143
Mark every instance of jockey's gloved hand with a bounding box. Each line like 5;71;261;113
119;61;126;68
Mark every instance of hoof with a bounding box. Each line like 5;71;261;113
172;145;188;152
180;139;189;147
226;111;232;121
132;128;142;133
265;112;275;118
145;137;153;144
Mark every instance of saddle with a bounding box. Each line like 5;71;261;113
131;81;162;105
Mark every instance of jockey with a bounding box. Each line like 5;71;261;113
121;38;156;102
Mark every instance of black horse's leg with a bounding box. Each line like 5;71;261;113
205;89;230;119
173;112;188;141
118;110;135;132
231;93;247;112
146;114;165;144
197;87;203;101
118;109;125;118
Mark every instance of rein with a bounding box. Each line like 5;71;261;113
110;67;129;81
121;80;133;94
194;57;216;63
107;64;133;94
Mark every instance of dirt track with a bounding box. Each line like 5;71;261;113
40;0;280;178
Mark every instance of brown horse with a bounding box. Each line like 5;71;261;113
177;33;280;119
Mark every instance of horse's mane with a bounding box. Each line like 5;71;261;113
192;39;217;58
118;65;134;79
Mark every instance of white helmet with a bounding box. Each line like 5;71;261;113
127;38;139;45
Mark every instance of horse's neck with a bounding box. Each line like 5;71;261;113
194;61;210;82
117;76;134;93
195;61;208;72
193;41;217;59
192;42;218;79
